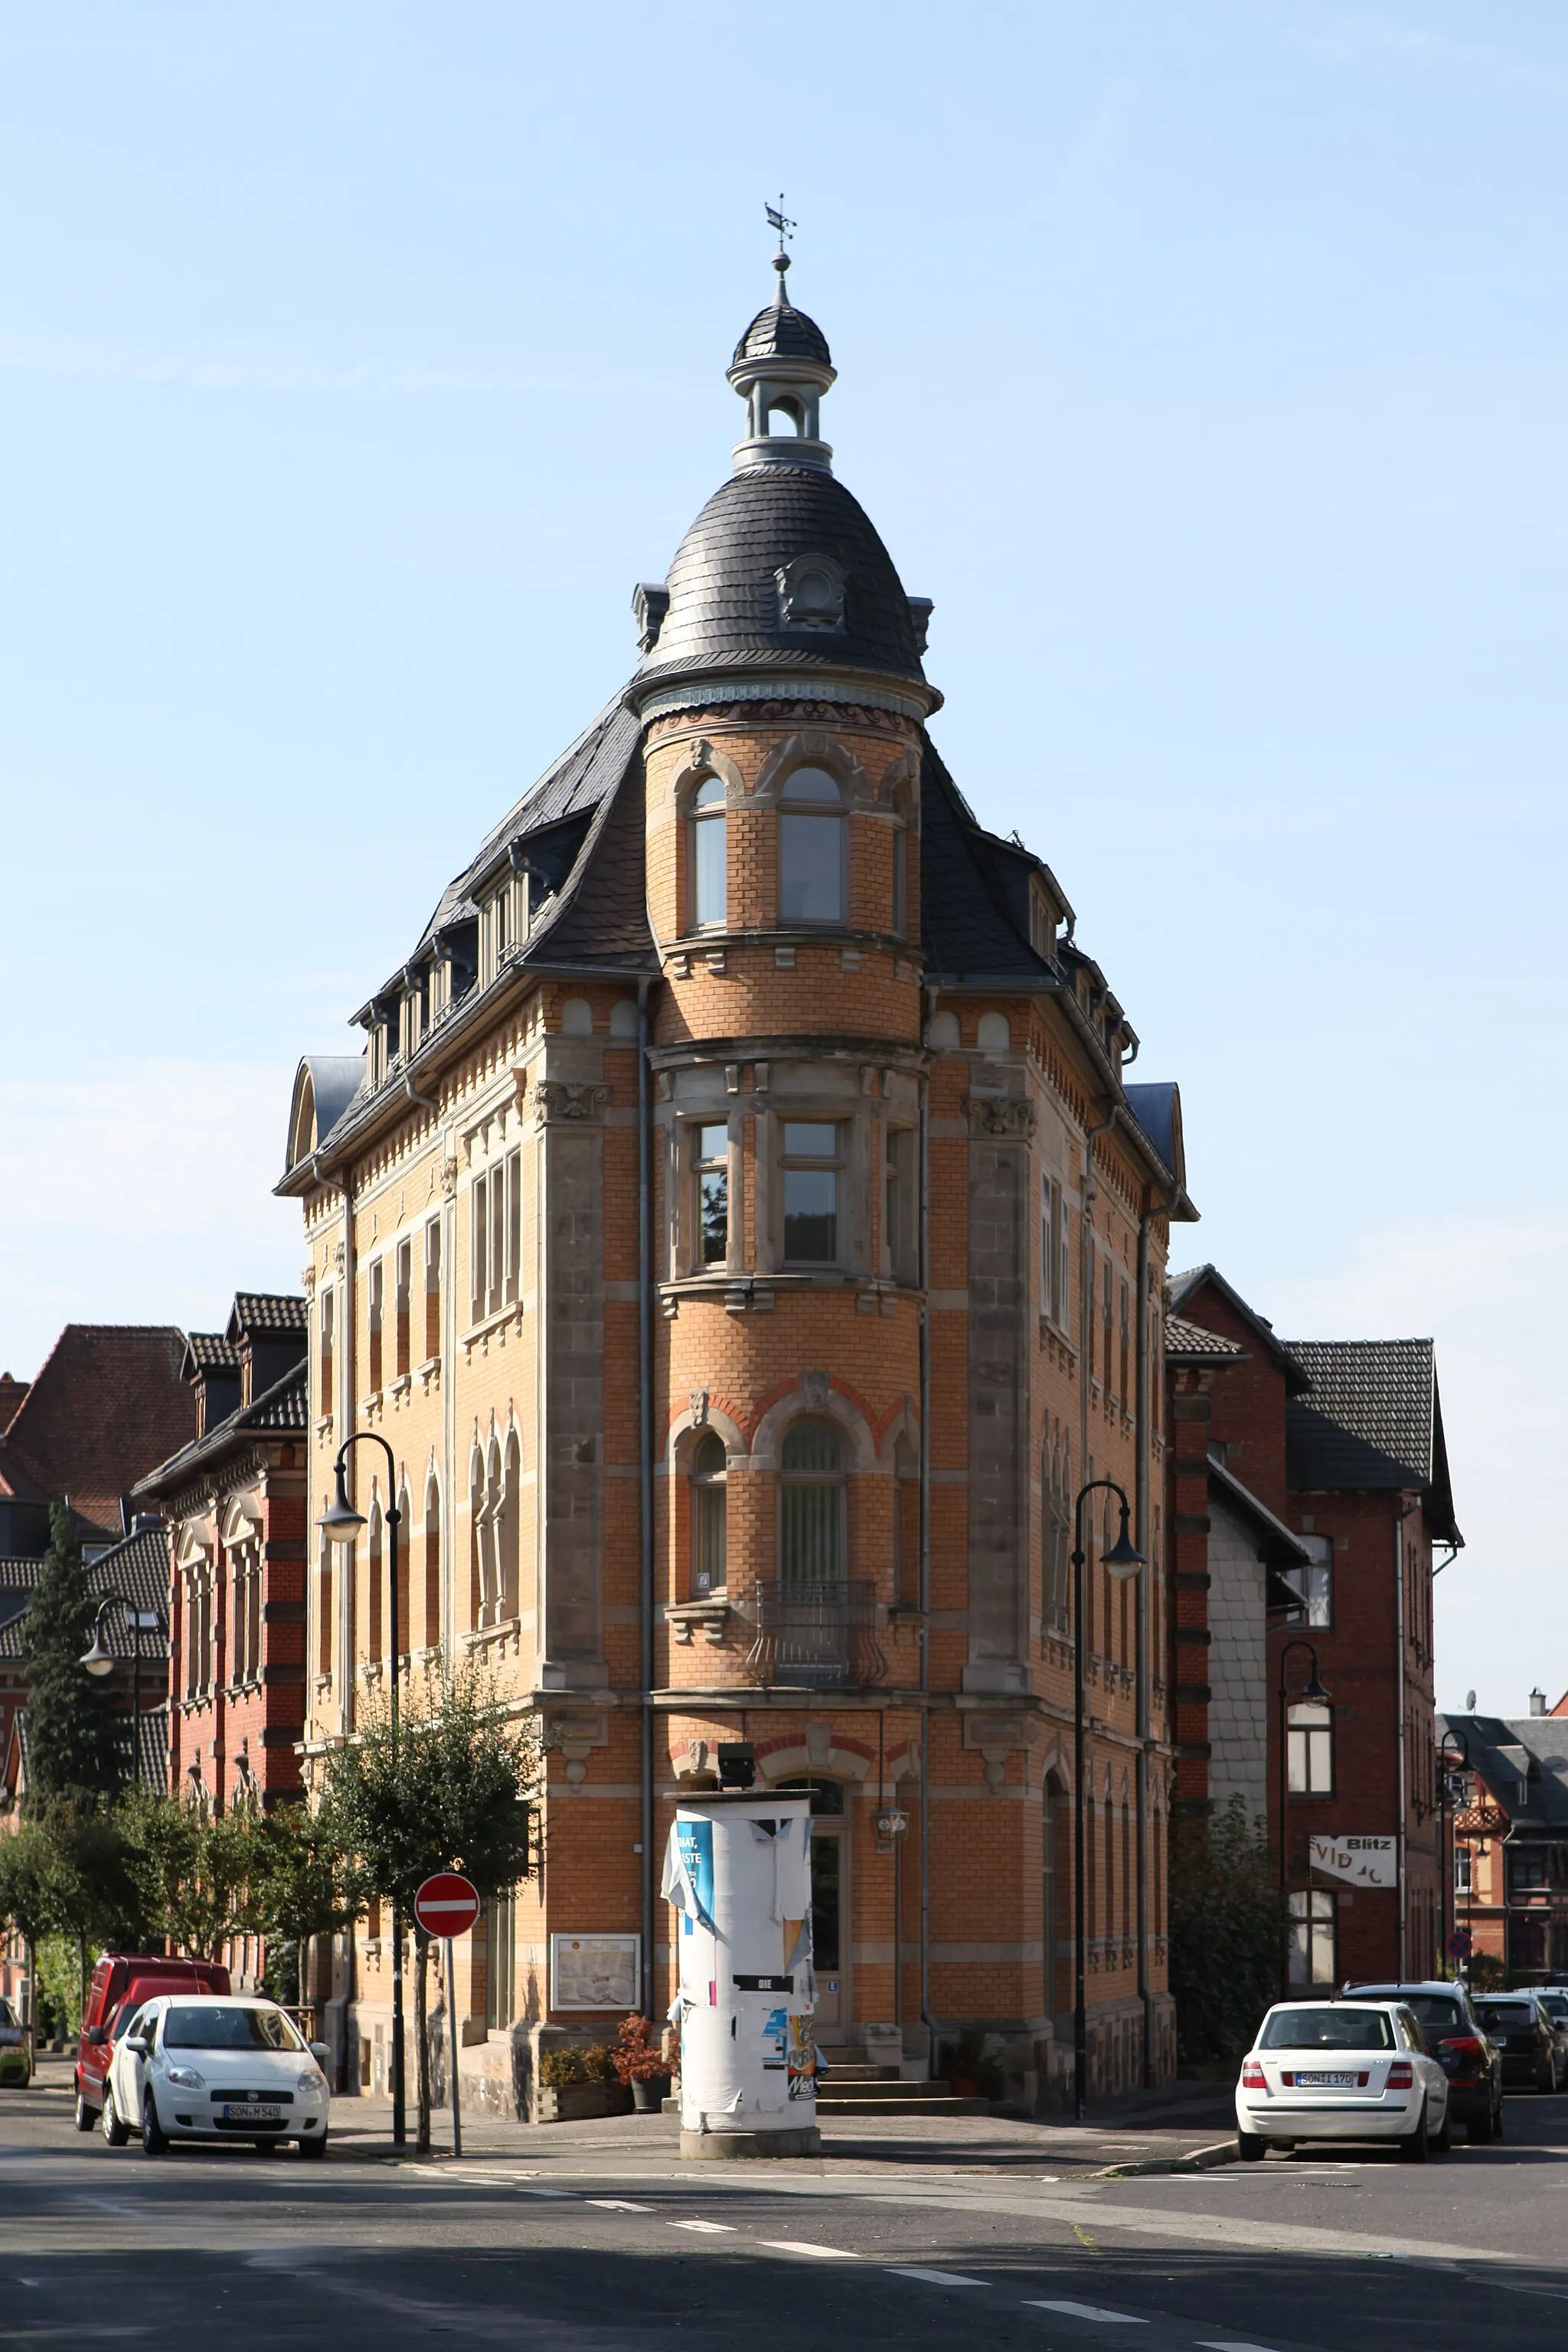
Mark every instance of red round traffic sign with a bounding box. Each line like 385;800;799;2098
413;1871;482;1939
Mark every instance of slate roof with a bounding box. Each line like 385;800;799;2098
0;1325;196;1534
1439;1713;1568;1833
733;292;832;368
920;739;1058;982
134;1705;169;1795
1284;1338;1460;1543
87;1523;172;1635
635;466;928;694
1165;1315;1245;1364
133;1359;309;1501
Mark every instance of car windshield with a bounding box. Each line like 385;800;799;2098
162;2004;305;2053
1260;2007;1395;2051
1388;1994;1465;2034
1475;2003;1534;2033
1537;1994;1568;2020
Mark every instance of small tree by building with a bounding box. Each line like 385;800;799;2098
1168;1796;1285;2069
318;1661;540;2151
0;1818;65;2060
21;1505;126;1808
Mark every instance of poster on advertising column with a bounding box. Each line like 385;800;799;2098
1309;1834;1396;1890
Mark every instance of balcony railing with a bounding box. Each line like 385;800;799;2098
743;1579;886;1690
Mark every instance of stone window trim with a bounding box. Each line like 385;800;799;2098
750;730;869;811
669;1113;743;1281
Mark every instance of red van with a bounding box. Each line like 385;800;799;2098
74;1954;230;2131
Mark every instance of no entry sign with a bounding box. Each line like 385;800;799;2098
413;1871;482;1939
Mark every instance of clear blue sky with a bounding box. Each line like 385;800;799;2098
2;2;1562;1713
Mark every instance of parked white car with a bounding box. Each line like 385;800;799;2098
112;1994;332;2158
1236;1999;1450;2161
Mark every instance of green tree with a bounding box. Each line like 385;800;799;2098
117;1785;266;1958
21;1505;126;1807
0;1818;65;2062
1168;1796;1286;2069
318;1661;540;2151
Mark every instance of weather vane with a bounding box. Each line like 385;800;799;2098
766;196;796;257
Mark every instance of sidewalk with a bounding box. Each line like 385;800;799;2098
335;2076;1236;2179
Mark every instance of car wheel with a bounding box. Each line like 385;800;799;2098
102;2086;130;2148
1492;2093;1505;2140
1399;2097;1429;2163
141;2093;168;2157
1431;2102;1452;2154
298;2129;328;2160
74;2091;96;2133
1467;2097;1495;2145
1238;2131;1268;2161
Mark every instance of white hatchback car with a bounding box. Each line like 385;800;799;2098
113;1994;332;2158
1236;1998;1450;2161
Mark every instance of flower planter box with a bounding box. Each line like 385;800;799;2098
534;2081;632;2125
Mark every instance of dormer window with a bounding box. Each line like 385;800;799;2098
779;768;844;925
775;554;846;633
689;778;727;929
481;876;527;985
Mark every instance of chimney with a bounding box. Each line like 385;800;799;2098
1529;1688;1547;1716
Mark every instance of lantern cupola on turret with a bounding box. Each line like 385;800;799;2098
727;251;837;475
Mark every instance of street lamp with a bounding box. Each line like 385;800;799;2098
1438;1729;1470;1978
81;1596;165;1782
1277;1638;1331;1994
1071;1478;1145;2125
318;1432;404;2148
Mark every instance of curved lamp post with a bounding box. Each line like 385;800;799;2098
318;1432;404;2147
1438;1727;1470;1975
1070;1478;1145;2124
81;1595;165;1783
1277;1638;1331;1994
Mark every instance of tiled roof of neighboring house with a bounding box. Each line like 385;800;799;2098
1439;1713;1568;1832
229;1294;309;1337
1207;1455;1312;1570
1168;1267;1313;1395
182;1332;240;1378
87;1523;172;1639
0;1374;29;1433
1165;1315;1245;1364
135;1705;169;1796
1284;1338;1460;1540
0;1325;195;1535
133;1359;309;1500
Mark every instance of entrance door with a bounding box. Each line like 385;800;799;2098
812;1820;844;2035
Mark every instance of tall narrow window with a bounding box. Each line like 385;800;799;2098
782;1122;840;1265
1288;1889;1337;1988
424;1220;442;1361
893;1435;920;1607
489;1167;505;1315
779;768;844;923
395;1483;411;1662
499;1432;521;1619
884;1127;913;1281
1102;1262;1113;1395
1287;1702;1334;1795
695;1125;728;1266
504;1148;522;1305
1120;1798;1132;1949
423;1475;442;1651
317;1537;332;1677
1043;1449;1070;1630
891;820;909;938
1060;1203;1071;1332
691;777;727;929
690;1432;727;1596
368;1501;384;1661
469;1454;486;1628
470;1175;488;1322
1040;1175;1055;1319
779;1420;846;1589
367;1259;384;1394
395;1240;412;1379
1118;1279;1129;1405
246;1552;261;1683
485;1889;516;2030
318;1285;335;1415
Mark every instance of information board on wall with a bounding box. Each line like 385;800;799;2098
549;1933;641;2011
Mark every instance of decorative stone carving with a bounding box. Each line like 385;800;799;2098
799;1370;829;1409
533;1081;609;1127
962;1093;1037;1141
689;1388;709;1426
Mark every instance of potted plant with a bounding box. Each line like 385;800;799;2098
612;2013;671;2112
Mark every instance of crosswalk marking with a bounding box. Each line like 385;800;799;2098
759;2239;858;2259
886;2266;985;2286
1024;2301;1149;2324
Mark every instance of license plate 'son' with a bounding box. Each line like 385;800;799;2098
223;2103;283;2122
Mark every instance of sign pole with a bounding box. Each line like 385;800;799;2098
446;1937;462;2156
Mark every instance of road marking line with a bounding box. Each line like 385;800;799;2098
759;2240;858;2259
886;2266;985;2286
587;2198;655;2211
1024;2301;1148;2324
1197;2341;1286;2350
671;2218;734;2233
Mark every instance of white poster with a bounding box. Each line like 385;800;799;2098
1309;1834;1396;1890
549;1933;641;2011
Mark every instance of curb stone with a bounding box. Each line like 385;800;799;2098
1093;2137;1240;2178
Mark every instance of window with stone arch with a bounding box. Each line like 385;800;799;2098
1042;1443;1071;1633
779;1419;847;1589
688;775;727;930
778;767;845;924
395;1479;412;1660
689;1430;727;1598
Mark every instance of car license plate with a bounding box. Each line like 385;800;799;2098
1303;2072;1359;2088
222;2102;283;2122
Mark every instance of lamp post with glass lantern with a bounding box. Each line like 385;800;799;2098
1276;1638;1331;1994
81;1596;166;1783
318;1433;404;2147
1070;1478;1145;2124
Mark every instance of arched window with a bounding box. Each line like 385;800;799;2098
499;1432;521;1619
779;769;844;924
780;1419;846;1589
892;1435;919;1607
1043;1449;1070;1632
976;1010;1011;1051
315;1538;331;1679
690;778;727;931
469;1452;487;1628
423;1473;442;1651
368;1499;384;1661
689;1431;727;1597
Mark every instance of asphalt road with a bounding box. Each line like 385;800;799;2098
5;2069;1567;2350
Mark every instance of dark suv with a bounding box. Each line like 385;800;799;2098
1472;1994;1565;2094
1344;1980;1504;2141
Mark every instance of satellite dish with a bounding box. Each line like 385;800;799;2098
1465;1690;1477;1712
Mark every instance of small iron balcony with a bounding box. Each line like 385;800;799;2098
743;1579;886;1690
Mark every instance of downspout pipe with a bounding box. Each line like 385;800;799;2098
637;978;655;2020
919;990;937;2079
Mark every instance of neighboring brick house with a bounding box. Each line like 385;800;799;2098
279;265;1198;2114
1440;1695;1568;1984
134;1295;310;1926
1167;1266;1461;1988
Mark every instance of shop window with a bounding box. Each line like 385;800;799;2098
782;1122;840;1265
779;769;844;923
690;1432;727;1596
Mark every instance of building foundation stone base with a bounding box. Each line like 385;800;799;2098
679;2125;822;2161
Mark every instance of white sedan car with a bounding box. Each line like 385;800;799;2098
113;1994;332;2157
1236;1999;1450;2161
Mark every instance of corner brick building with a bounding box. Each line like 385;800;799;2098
280;266;1196;2113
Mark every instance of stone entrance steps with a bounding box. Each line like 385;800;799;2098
815;2053;991;2117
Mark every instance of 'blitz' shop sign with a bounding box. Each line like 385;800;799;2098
1310;1834;1396;1889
